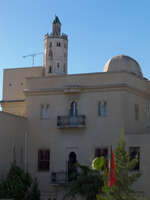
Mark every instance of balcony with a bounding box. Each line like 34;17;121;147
51;171;78;185
51;171;68;185
57;115;86;128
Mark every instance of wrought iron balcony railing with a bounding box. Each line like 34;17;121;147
51;171;78;185
51;171;68;184
57;115;86;128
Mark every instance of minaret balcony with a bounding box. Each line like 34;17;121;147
57;115;86;128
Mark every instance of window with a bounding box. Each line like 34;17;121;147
49;42;52;47
49;50;53;59
57;62;60;68
48;66;52;73
70;101;78;116
38;149;50;171
95;148;108;158
41;104;49;119
129;147;140;171
95;148;108;167
56;42;61;47
68;152;77;182
98;101;107;117
135;104;139;120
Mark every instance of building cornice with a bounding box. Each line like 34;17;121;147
4;66;42;71
23;83;150;98
0;99;25;104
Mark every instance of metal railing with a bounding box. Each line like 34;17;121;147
51;171;68;184
57;115;86;128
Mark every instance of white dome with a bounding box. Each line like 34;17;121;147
104;55;143;78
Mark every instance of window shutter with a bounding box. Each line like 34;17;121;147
38;149;50;171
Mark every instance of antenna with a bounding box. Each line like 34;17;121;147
22;52;43;66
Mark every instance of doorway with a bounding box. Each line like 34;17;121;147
68;151;77;182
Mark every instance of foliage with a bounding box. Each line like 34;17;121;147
24;178;41;200
63;164;103;200
95;135;141;200
92;156;105;171
0;164;40;200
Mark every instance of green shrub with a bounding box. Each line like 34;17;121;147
24;178;40;200
0;164;40;200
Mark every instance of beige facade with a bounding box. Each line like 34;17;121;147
2;66;43;116
0;16;150;199
0;112;27;179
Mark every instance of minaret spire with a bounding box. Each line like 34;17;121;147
52;16;61;36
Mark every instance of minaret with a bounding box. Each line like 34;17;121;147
43;16;68;76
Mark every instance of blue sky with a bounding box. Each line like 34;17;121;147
0;0;150;100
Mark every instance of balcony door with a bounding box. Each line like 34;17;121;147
68;151;77;182
70;101;78;117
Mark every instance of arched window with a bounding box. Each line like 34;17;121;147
49;50;53;59
41;104;49;119
49;42;52;48
68;152;77;182
56;42;61;47
57;62;60;68
48;66;52;73
70;101;78;116
129;147;140;171
98;101;107;117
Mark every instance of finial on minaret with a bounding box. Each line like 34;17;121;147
52;16;61;35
